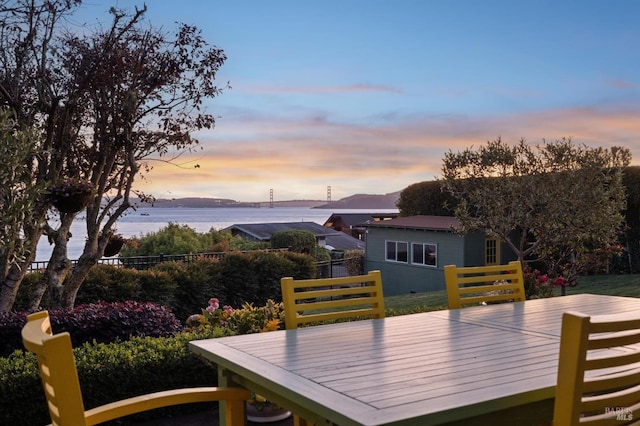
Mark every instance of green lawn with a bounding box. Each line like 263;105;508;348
383;274;640;314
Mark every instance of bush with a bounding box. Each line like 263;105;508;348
214;251;316;308
344;250;365;275
0;327;230;426
15;265;177;312
120;223;232;257
0;301;181;356
153;258;223;321
75;265;149;305
270;229;317;257
17;251;316;326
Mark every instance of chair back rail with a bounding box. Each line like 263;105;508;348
22;311;249;426
444;261;525;309
281;270;385;330
554;311;640;425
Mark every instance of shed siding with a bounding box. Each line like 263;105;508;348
365;227;469;295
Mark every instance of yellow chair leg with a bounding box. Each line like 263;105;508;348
294;413;314;426
225;399;246;425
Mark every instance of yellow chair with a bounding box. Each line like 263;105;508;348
22;311;250;426
281;271;385;426
553;311;640;426
444;261;525;309
281;270;385;330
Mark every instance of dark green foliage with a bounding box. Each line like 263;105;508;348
17;252;316;327
622;166;640;273
119;223;229;257
344;250;365;275
15;264;177;312
270;230;317;257
0;327;230;426
215;254;261;307
153;259;223;321
75;265;154;306
213;251;316;308
10;270;41;310
397;180;457;216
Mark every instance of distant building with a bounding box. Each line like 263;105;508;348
323;212;399;240
223;221;365;251
363;215;516;295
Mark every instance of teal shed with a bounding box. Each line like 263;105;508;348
363;215;516;296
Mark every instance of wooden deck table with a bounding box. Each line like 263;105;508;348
189;294;640;425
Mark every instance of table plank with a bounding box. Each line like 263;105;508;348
432;293;640;337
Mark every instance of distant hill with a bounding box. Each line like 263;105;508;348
131;191;401;209
313;191;401;209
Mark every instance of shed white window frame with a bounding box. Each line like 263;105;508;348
385;240;408;263
412;242;437;267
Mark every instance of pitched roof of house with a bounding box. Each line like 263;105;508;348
224;221;340;241
323;212;399;228
362;215;460;231
224;221;365;250
325;233;366;251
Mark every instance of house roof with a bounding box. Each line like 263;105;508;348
325;233;366;251
224;221;340;241
323;212;399;228
362;215;460;231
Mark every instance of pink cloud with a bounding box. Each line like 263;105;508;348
609;79;639;89
137;105;640;201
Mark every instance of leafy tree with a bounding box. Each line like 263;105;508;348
0;2;228;311
0;109;42;270
441;137;630;294
396;180;456;216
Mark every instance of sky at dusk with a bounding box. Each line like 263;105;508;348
75;1;640;202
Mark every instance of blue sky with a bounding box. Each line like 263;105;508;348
76;1;640;201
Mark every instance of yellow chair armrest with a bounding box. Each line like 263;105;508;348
84;387;250;425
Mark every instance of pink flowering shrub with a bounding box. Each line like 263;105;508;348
524;267;565;299
187;297;284;335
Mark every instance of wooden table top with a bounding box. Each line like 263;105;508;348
189;294;640;425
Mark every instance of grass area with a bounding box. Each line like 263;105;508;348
383;274;640;314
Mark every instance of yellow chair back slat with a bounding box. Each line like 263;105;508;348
22;311;250;426
281;270;385;330
444;261;525;309
553;311;640;426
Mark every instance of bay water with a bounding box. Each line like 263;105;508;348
36;207;398;261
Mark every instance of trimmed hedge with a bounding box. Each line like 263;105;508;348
0;301;181;357
16;251;317;322
0;327;230;426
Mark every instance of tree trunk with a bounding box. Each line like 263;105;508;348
31;216;74;309
61;255;97;308
0;228;42;312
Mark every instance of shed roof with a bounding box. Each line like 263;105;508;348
362;215;460;231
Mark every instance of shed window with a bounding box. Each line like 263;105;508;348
386;241;408;263
412;243;437;267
